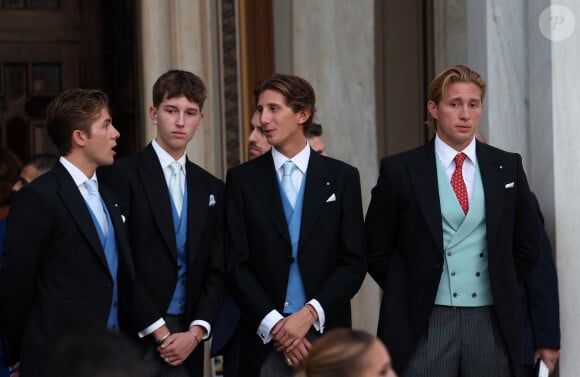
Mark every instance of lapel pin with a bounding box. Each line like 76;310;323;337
326;181;330;186
499;165;503;170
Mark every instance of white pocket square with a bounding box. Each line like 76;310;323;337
325;193;336;202
505;182;515;188
209;194;216;206
121;215;126;223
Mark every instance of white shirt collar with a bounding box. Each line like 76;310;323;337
271;141;311;175
59;156;97;187
434;133;477;168
152;139;186;173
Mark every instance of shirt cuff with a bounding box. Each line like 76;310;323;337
257;310;284;344
138;318;166;338
190;320;211;340
307;299;325;333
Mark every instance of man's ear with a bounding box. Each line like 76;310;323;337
72;129;88;147
296;109;311;125
427;101;438;119
149;106;158;125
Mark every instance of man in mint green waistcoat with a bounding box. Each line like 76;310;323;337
366;65;540;377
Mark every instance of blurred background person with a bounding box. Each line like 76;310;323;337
12;153;58;192
296;328;398;377
0;147;20;246
248;110;271;160
0;147;21;377
307;123;326;156
47;328;145;377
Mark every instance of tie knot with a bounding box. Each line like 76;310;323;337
454;153;466;168
170;161;182;175
282;161;296;177
84;179;98;194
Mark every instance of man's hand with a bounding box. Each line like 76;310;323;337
152;325;171;344
283;337;312;368
272;306;315;353
534;348;560;374
157;325;204;366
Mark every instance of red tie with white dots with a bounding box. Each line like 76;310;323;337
451;153;469;215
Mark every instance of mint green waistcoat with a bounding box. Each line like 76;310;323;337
434;158;494;306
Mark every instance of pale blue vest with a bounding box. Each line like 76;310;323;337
167;182;188;315
279;173;307;314
434;158;493;306
87;198;119;331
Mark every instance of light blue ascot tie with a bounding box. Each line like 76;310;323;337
84;179;108;236
282;160;298;208
169;161;183;217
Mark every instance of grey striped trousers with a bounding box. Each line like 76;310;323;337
403;306;511;377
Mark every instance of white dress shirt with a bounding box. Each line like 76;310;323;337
137;140;211;339
434;134;477;202
257;141;326;344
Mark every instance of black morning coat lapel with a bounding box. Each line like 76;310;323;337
476;141;504;248
407;140;444;256
54;162;111;273
185;159;209;263
249;151;291;245
137;144;178;260
299;151;334;249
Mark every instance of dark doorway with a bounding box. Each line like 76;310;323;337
0;0;139;161
101;0;140;158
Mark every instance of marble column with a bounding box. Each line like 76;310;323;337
550;1;580;375
287;0;380;334
140;0;222;177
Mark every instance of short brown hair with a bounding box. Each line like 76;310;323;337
46;88;110;155
426;65;486;128
253;73;316;135
152;70;207;110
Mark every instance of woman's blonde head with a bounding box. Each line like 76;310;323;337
296;328;375;377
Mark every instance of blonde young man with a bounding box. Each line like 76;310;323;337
366;65;540;377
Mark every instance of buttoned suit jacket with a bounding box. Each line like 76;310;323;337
99;143;225;374
365;139;540;377
0;162;156;377
225;149;367;376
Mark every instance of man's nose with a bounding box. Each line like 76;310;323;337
459;105;471;119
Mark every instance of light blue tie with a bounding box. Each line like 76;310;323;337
84;179;107;236
282;160;297;207
169;161;183;217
